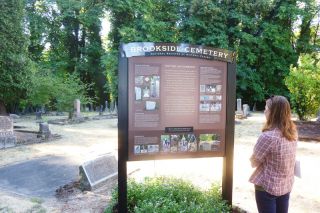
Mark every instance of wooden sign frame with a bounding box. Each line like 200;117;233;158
118;42;236;212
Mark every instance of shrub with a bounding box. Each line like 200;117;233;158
285;54;320;120
105;176;231;213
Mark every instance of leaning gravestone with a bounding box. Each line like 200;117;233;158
79;153;118;191
0;116;17;149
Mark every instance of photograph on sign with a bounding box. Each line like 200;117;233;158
128;56;227;161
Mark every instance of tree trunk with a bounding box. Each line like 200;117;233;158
0;100;8;115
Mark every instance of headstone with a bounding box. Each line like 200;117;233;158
252;103;257;112
0;116;17;149
79;153;118;191
236;99;242;113
110;101;114;113
235;98;243;119
41;106;46;114
243;104;250;117
74;99;81;118
35;111;42;120
99;105;103;116
105;101;109;113
9;114;20;119
38;122;51;139
113;103;118;115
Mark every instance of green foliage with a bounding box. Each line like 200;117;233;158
102;50;118;101
26;70;93;113
0;0;32;111
285;54;320;120
105;176;231;213
105;0;319;107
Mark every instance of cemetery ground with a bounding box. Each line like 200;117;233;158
0;112;320;213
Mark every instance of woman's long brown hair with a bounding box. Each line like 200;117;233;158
262;96;297;141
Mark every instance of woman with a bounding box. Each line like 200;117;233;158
249;95;298;213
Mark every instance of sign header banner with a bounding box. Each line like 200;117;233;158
121;42;236;63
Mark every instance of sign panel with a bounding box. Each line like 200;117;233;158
128;56;227;161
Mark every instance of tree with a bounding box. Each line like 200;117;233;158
25;71;92;117
285;54;320;120
0;0;31;114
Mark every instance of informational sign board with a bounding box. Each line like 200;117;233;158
118;42;236;210
128;57;227;160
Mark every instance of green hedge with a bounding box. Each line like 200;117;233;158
105;176;231;213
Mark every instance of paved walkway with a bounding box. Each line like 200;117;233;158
0;116;118;212
0;155;78;197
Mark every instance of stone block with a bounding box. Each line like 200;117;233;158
4;136;16;148
79;153;118;191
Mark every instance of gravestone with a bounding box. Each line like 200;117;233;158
79;153;118;191
38;122;51;139
236;99;242;113
252;103;257;112
35;111;42;120
74;99;81;118
110;101;114;113
243;104;250;118
0;116;17;149
105;101;109;113
113;103;118;115
9;114;20;119
99;105;103;116
235;98;243;118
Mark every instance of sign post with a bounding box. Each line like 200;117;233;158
118;42;236;212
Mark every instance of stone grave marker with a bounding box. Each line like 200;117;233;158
0;116;17;149
243;104;250;118
105;100;109;113
235;98;243;118
74;99;81;118
110;101;114;113
35;111;42;120
79;153;118;191
236;98;242;113
113;103;118;115
38;122;51;139
99;105;103;116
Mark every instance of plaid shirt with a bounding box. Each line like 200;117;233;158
249;128;297;196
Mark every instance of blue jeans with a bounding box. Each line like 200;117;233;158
255;189;290;213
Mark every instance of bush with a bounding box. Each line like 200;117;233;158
285;54;320;120
105;176;231;213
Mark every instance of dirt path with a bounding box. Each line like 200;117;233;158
0;113;319;213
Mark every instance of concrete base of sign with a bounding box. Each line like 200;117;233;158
79;153;118;191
